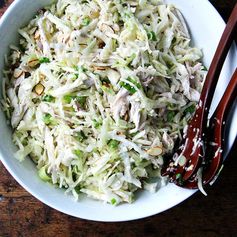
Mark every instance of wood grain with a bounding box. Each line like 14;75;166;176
0;0;237;236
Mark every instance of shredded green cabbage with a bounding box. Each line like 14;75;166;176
1;0;206;205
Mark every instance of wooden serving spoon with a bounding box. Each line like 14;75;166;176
162;3;237;183
179;68;237;189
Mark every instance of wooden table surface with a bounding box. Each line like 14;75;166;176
0;0;237;236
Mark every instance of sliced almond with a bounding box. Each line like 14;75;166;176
91;10;99;19
34;83;44;95
28;58;39;68
146;146;163;156
34;30;40;40
57;34;64;43
117;131;124;136
39;73;46;80
112;24;120;32
98;39;105;48
99;23;115;35
12;50;21;60
13;68;24;78
50;25;54;34
64;35;71;44
124;112;129;121
37;41;43;52
79;43;88;46
29;26;38;35
92;65;109;71
131;7;136;13
130;1;138;7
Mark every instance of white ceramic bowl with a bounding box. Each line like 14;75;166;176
0;0;236;222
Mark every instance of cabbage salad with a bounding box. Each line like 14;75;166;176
1;0;205;205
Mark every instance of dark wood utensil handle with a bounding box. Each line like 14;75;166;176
201;3;237;112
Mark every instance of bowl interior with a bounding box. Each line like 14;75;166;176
0;0;236;221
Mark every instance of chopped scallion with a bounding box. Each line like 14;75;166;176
93;119;102;128
75;185;81;193
108;139;120;149
74;65;87;73
63;94;73;104
63;94;87;107
184;104;196;115
127;76;142;89
167;111;176;122
39;57;50;63
120;81;137;94
74;73;79;79
42;95;55;102
74;149;83;159
176;173;184;185
43;113;52;125
82;17;90;26
126;53;136;66
101;77;110;85
76;96;87;107
38;166;51;182
111;198;117;205
147;31;157;41
76;131;87;142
